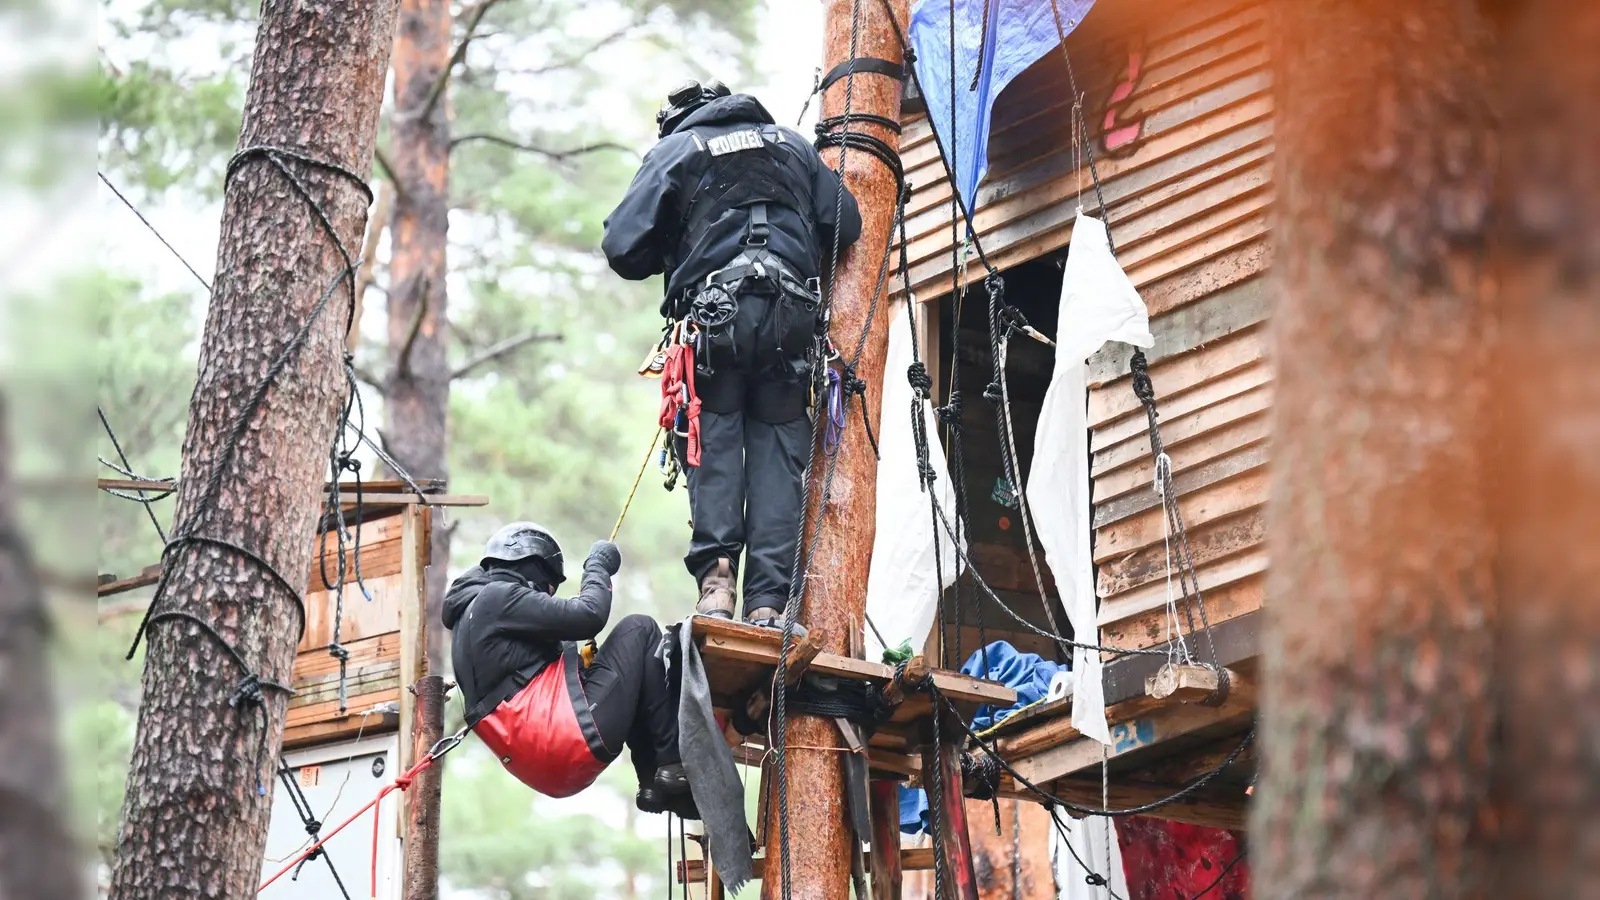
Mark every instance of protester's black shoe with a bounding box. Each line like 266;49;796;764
636;786;670;814
654;763;691;794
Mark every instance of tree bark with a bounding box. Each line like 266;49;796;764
109;1;401;896
1491;4;1600;898
1255;0;1499;895
386;0;454;674
967;800;1053;899
0;400;80;900
762;1;908;898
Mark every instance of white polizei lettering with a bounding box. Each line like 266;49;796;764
707;129;765;156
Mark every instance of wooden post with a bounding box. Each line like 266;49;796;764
109;0;402;894
404;674;446;899
761;1;909;898
869;780;904;900
923;735;979;900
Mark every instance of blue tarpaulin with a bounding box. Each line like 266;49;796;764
898;641;1067;833
908;0;1097;209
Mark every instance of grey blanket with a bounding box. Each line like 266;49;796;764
673;618;753;893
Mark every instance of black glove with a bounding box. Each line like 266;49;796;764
586;539;622;576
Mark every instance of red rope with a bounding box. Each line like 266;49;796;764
258;755;435;896
658;341;702;466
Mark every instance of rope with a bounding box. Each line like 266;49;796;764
97;407;170;543
611;428;663;542
258;727;467;895
275;759;352;897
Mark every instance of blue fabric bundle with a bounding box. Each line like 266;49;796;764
960;640;1066;730
898;641;1066;833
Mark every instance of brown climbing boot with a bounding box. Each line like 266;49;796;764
695;559;736;619
744;606;808;638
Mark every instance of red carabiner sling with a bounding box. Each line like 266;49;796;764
658;339;702;467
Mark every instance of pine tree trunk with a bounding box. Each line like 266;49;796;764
109;2;401;896
0;401;80;900
1255;0;1498;894
385;0;453;674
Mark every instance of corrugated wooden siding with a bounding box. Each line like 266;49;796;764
902;0;1272;655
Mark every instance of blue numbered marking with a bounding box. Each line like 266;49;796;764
1111;718;1157;754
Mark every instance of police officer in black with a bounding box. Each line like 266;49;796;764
602;81;861;626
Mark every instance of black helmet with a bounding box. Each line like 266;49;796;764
656;79;731;138
481;521;565;585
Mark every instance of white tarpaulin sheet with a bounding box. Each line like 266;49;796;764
1053;816;1130;900
865;299;960;660
1026;213;1153;745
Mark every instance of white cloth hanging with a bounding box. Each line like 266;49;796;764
864;299;960;660
1026;213;1153;745
1053;816;1130;900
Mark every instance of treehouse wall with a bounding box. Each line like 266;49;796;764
285;505;430;750
904;0;1272;657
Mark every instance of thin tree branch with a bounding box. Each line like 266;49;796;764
448;133;636;162
505;23;639;77
397;276;431;380
372;147;409;205
402;0;507;124
350;180;393;352
450;329;564;381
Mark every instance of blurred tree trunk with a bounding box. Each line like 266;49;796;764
386;0;454;674
1256;0;1499;895
969;800;1054;898
0;400;79;900
109;1;400;895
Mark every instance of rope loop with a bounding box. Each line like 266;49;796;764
1129;348;1157;406
936;390;963;425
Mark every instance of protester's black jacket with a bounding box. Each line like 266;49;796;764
442;560;613;726
601;94;863;314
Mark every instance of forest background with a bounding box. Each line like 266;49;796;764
89;1;821;896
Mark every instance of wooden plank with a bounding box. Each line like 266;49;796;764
97;564;163;598
1093;467;1268;564
285;688;400;727
1009;694;1254;785
1093;384;1273;476
398;504;428;775
1100;543;1268;629
282;710;401;750
1141;237;1271;320
1093;361;1271;451
1098;507;1266;598
1101;574;1264;652
1094;411;1270;503
1122;210;1272;292
692;617;1017;708
99;477;445;496
336;492;487;507
293;631;399;678
300;571;404;651
1093;443;1269;529
1089;323;1265;426
1035;777;1249;831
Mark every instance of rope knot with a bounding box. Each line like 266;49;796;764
984;272;1007;302
228;674;264;710
960;752;1002;801
982;381;1003;405
1129;349;1156;406
1085;873;1108;887
841;364;868;398
328;642;351;662
907;361;932;397
937;391;963;425
393;773;415;791
336;454;361;473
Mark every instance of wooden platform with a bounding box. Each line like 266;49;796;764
692;616;1016;769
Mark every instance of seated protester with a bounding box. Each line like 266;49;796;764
443;522;695;816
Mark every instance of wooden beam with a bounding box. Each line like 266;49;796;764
693;617;1015;709
869;781;903;900
780;628;827;687
1146;664;1248;705
98;477;447;494
97;564;163;598
1010;694;1254;786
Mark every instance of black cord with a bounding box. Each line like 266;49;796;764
97;407;169;544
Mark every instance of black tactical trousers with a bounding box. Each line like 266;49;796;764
579;614;681;786
684;369;811;617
